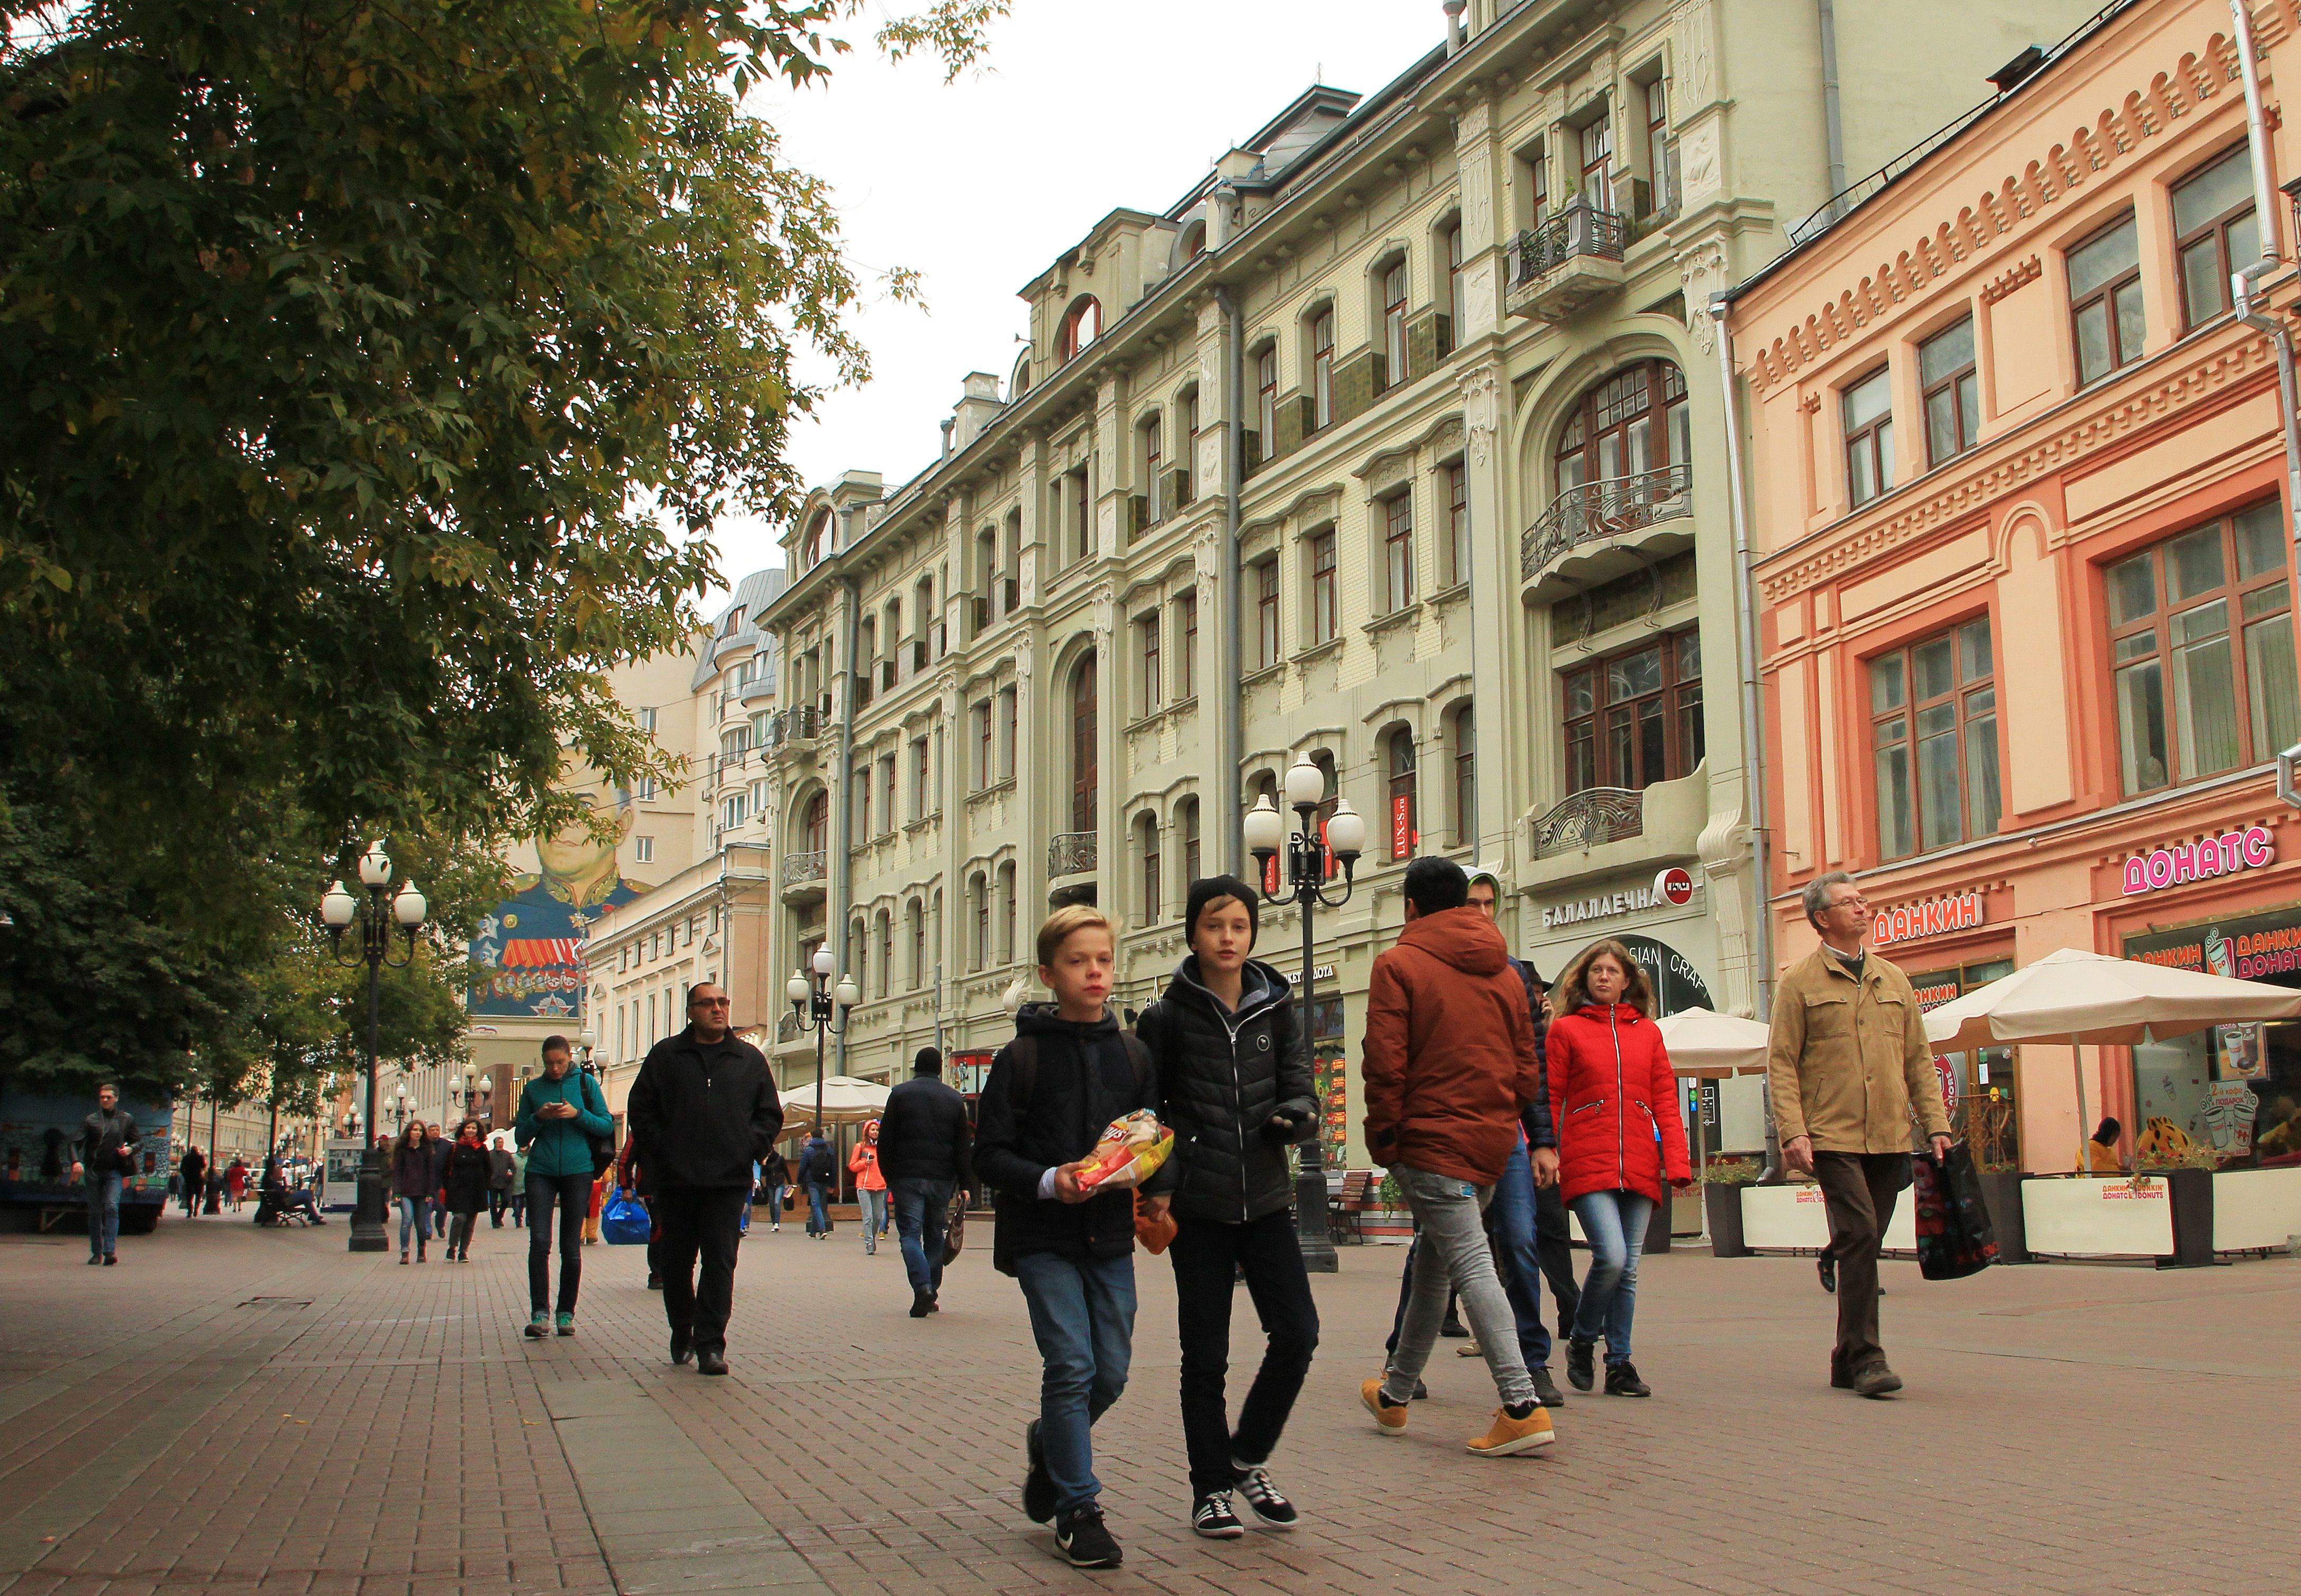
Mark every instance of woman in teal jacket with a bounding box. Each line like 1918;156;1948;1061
513;1035;613;1337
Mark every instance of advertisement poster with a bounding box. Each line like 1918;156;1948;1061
1310;993;1347;1167
2206;1081;2258;1158
468;804;649;1019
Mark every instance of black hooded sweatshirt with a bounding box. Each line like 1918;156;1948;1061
1135;956;1314;1226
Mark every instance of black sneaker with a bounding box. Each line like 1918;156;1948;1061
1439;1314;1469;1339
1054;1504;1122;1568
647;1271;663;1291
1410;1377;1429;1401
1530;1364;1566;1408
1604;1360;1651;1398
1191;1492;1245;1539
1817;1253;1837;1295
1566;1336;1597;1392
910;1288;934;1319
1231;1465;1298;1529
1021;1421;1056;1525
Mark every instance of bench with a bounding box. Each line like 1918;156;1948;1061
1328;1170;1375;1245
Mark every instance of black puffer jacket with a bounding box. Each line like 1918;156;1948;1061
878;1073;974;1185
626;1029;784;1190
1135;957;1313;1225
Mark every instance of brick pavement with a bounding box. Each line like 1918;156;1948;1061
1;1210;2295;1596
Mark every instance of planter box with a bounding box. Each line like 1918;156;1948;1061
1360;1208;1414;1244
1976;1169;2028;1264
1644;1194;1672;1254
2020;1176;2172;1257
1704;1184;1750;1257
1738;1182;1915;1252
2211;1166;2301;1252
2167;1167;2214;1269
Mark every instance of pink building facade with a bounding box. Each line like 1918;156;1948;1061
1729;0;2301;1180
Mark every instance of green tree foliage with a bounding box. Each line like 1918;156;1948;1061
0;0;1003;1094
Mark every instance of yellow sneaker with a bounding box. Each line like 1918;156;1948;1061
1360;1377;1409;1436
1467;1405;1555;1457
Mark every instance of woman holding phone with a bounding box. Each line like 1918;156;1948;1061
513;1035;613;1337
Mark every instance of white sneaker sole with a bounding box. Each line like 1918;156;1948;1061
1468;1427;1556;1457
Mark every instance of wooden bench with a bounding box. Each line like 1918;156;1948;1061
1328;1170;1375;1245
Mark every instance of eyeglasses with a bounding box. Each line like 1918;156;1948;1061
693;997;732;1008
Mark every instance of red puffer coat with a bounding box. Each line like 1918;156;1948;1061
1545;1002;1692;1205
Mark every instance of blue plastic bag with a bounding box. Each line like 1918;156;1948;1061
600;1186;651;1246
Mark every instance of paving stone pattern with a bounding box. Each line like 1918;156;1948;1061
1;1211;2294;1596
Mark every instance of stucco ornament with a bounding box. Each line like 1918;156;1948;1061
1092;589;1114;645
1681;241;1728;355
1192;528;1221;585
1458;364;1501;468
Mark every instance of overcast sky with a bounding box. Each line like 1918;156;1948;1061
702;0;1447;597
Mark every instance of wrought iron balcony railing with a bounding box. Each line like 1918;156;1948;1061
1520;463;1693;581
781;849;827;886
1047;831;1097;877
1514;201;1629;284
1530;787;1645;858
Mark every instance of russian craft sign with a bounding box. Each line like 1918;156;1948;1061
1870;891;1985;949
2120;824;2274;896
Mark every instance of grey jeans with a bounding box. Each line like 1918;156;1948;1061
1380;1163;1535;1409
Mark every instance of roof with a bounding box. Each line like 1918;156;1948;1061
689;566;789;693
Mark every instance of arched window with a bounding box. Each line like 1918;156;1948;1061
1134;812;1161;925
1139;413;1164;524
1386;729;1418;860
1177;797;1201;886
969;873;989;972
997;861;1017;962
1182;221;1207;260
801;791;827;854
1070;654;1098;832
850;917;868;995
906;900;925;991
1450;706;1476;847
802;511;829;570
1553;360;1690;497
1059;296;1102;361
875;910;893;999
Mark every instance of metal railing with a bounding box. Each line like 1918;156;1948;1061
781;849;827;887
1047;831;1098;876
1520;463;1693;580
1530;787;1646;858
1514;198;1628;283
776;1012;801;1042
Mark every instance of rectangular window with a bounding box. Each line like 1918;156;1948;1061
1256;348;1277;454
1182;390;1199;505
634;774;656;802
2172;146;2258;330
638;707;658;734
1445;462;1469;588
878;754;896;836
1384;492;1416;611
2107;501;2295;794
1070;470;1091;563
1311;309;1336;430
1579;113;1613;213
1381;261;1408;389
634;836;654;865
2068;212;2145;387
1645;78;1673;212
1309;529;1338;645
1920;317;1979;468
854;760;871;840
1562;629;1704;792
910;737;929;821
998;688;1017;781
1137;612;1161;715
1842;367;1895;508
1870;615;1999;860
973;701;992;789
1453;708;1476;848
1143;419;1163;524
1255;559;1281;669
1182;803;1201;885
1445;223;1465;347
1531;141;1550;220
1177;591;1198;699
1141;828;1161;927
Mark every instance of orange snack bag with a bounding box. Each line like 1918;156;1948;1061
1071;1109;1174;1193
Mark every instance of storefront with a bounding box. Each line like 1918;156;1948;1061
2122;903;2301;1170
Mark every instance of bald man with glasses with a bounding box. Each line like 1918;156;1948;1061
627;984;783;1375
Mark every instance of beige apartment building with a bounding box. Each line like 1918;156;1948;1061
754;0;2097;1165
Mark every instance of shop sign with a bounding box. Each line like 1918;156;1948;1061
1614;934;1716;1017
2120;824;2274;896
1871;891;1985;949
1543;881;1662;929
2129;906;2301;981
1654;866;1696;906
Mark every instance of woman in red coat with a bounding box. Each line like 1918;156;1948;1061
1544;939;1691;1399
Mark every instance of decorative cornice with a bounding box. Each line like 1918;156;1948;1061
1978;254;2042;305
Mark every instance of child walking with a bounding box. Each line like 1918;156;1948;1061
973;905;1173;1570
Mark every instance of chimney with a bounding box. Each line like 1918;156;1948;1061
952;371;1005;451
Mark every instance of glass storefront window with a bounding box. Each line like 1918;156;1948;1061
1912;959;2019;1169
2125;909;2301;1168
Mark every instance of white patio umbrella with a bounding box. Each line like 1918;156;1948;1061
775;1075;893;1134
1652;1007;1772;1237
1921;947;2301;1169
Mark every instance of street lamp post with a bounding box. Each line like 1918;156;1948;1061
320;841;426;1254
1246;756;1367;1275
787;946;860;1138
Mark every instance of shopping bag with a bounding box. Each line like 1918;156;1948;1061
1133;1190;1177;1255
1910;1141;1996;1281
941;1192;966;1265
600;1187;652;1246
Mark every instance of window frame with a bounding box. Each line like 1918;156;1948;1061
1644;77;1673;212
1386;729;1418;860
1255;558;1281;669
1177;590;1198;700
1311;308;1336;431
1444;222;1465;348
1578;112;1614;213
1141;415;1163;524
1070;654;1098;833
1919;315;1979;469
1380;259;1408;391
1451;705;1476;848
1383;491;1416;611
1137;610;1162;716
1842;365;1896;509
2171;144;2258;332
1309;528;1338;645
1868;615;2001;861
1554;360;1688;494
1444;461;1469;589
1561;628;1705;794
2067;210;2145;387
1255;347;1278;453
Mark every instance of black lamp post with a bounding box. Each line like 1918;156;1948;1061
788;946;861;1136
320;841;425;1254
1245;756;1367;1274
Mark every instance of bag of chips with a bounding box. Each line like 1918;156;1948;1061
1072;1109;1174;1193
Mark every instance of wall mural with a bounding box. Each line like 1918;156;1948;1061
468;801;649;1019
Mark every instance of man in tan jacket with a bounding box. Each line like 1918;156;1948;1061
1767;872;1951;1398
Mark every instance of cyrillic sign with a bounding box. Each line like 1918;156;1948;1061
1870;891;1985;948
2120;825;2274;896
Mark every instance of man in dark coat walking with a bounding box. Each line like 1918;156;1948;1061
627;983;783;1375
877;1047;973;1317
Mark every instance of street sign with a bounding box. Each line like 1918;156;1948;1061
1653;866;1695;907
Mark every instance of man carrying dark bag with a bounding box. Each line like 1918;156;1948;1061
878;1047;974;1317
627;984;783;1375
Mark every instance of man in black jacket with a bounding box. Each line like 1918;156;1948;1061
877;1047;973;1318
626;983;783;1375
1136;876;1318;1539
70;1085;139;1264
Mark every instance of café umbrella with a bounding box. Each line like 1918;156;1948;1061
1920;947;2301;1169
774;1075;893;1134
1652;1007;1772;1237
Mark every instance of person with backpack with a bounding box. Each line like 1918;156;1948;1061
877;1047;972;1315
759;1147;792;1234
800;1132;836;1239
1545;938;1693;1398
975;904;1173;1570
513;1035;613;1337
1135;875;1318;1540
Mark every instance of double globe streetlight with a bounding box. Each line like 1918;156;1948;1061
787;946;861;1143
319;841;426;1254
1244;756;1367;1274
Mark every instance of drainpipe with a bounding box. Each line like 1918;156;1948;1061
831;527;862;1075
1709;292;1783;1182
1216;283;1246;874
1817;0;1848;213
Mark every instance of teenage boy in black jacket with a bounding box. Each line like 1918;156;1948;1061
974;905;1172;1572
1135;875;1318;1540
627;983;783;1376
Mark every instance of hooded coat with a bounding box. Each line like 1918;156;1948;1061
1544;1002;1692;1205
1360;906;1548;1187
1134;955;1312;1225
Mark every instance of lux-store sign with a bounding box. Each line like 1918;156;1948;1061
2120;825;2275;897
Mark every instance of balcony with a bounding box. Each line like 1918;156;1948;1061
1531;787;1644;859
1047;831;1097;878
764;704;824;750
738;676;773;705
1520;463;1693;594
1506;197;1628;323
781;848;828;906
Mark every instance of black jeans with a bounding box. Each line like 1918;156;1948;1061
1168;1209;1320;1498
449;1209;479;1253
654;1186;748;1354
489;1188;508;1226
527;1171;592;1315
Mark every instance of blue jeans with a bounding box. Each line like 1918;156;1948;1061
1569;1189;1655;1366
397;1195;432;1252
804;1181;829;1235
85;1172;121;1258
1012;1251;1136;1516
891;1177;954;1295
1489;1140;1553;1368
860;1187;888;1250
